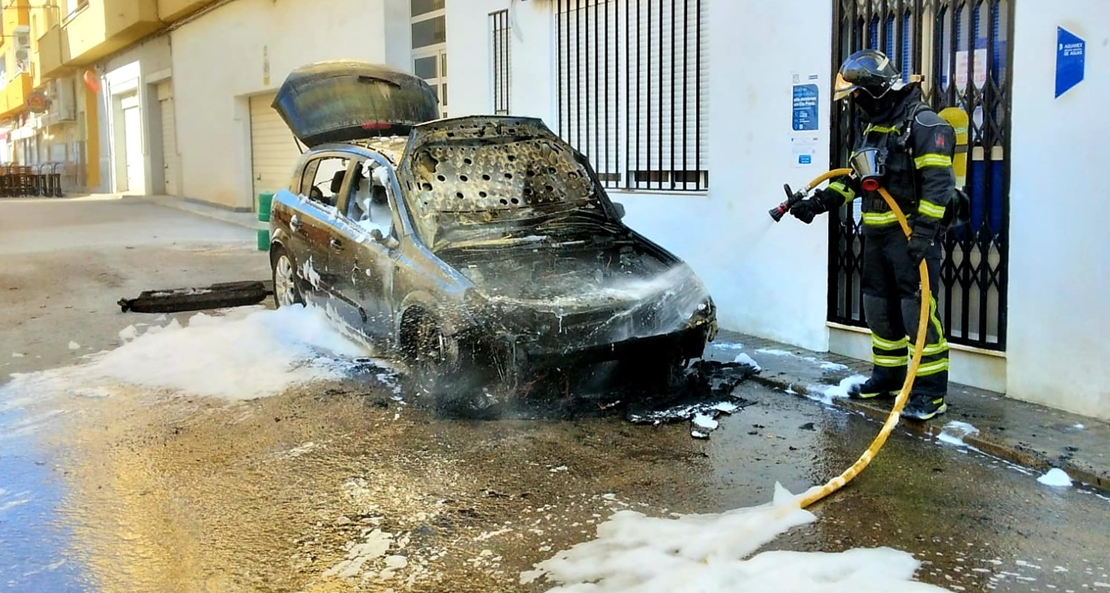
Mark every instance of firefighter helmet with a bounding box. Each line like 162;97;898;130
833;49;907;101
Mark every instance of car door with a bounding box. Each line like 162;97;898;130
330;157;401;343
291;153;353;303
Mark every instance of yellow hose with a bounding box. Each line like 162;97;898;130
793;173;931;510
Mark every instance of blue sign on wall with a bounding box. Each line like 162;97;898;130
792;84;819;131
1055;27;1085;98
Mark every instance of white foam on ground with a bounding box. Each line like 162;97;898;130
937;421;980;447
1;305;371;403
734;354;761;372
692;413;719;431
1036;468;1072;488
521;482;951;592
806;375;869;405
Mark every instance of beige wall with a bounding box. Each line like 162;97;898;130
169;0;410;209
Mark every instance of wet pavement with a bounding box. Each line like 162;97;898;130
714;335;1110;493
2;197;1110;592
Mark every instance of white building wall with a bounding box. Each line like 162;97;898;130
1007;2;1110;420
446;0;555;123
99;35;173;195
169;0;411;209
446;0;832;352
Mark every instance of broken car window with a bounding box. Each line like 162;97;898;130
304;156;351;208
345;160;395;237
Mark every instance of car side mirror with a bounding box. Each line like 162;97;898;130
370;228;400;249
612;202;626;220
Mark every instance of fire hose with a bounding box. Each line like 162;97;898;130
770;167;930;510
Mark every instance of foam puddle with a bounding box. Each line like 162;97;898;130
522;482;952;592
1;305;378;405
937;421;980;447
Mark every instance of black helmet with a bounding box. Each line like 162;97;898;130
833;49;907;101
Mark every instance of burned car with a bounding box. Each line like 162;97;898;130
267;61;718;397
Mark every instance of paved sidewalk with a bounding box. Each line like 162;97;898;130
128;194;260;231
706;330;1110;495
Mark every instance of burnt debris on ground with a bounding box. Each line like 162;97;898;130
349;355;760;438
118;280;273;313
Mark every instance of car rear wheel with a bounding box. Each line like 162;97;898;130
271;246;304;308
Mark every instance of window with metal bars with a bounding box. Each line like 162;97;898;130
829;0;1013;352
556;0;707;192
490;10;511;115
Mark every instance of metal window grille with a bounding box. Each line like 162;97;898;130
556;0;708;192
829;0;1013;351
491;10;511;115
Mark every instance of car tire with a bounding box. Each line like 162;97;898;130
271;246;305;308
401;311;455;388
400;311;497;417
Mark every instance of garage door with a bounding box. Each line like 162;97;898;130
157;81;181;196
249;93;303;203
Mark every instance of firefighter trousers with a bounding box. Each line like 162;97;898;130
860;225;949;398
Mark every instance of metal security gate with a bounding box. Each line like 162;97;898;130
828;0;1013;351
555;0;709;192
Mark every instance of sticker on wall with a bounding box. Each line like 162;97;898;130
792;78;819;131
1055;26;1085;98
263;45;271;86
790;72;821;168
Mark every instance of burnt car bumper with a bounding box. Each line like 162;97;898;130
457;289;718;373
522;320;715;369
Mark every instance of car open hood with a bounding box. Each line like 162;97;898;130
398;116;626;249
271;60;440;148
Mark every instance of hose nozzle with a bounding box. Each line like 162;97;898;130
769;183;807;222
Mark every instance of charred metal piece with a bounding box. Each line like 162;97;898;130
118;281;271;314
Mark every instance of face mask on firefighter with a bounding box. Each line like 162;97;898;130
850;147;887;192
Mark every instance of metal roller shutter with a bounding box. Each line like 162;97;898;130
249;93;302;202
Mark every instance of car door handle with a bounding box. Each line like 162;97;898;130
330;238;344;251
290;214;303;232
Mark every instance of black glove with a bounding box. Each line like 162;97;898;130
789;198;824;224
906;232;934;266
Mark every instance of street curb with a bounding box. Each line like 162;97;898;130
746;371;1110;496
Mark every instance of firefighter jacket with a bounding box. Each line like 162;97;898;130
826;86;957;238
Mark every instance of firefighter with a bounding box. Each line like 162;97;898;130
789;49;955;421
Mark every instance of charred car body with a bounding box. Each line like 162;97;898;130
268;61;718;396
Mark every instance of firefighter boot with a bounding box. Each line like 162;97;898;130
901;393;947;421
847;373;902;400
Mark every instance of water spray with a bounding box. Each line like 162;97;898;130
769;167;929;510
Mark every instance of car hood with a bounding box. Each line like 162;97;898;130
272;60;440;148
442;239;708;312
397;116;625;249
453;248;714;343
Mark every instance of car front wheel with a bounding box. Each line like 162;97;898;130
271;246;304;308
